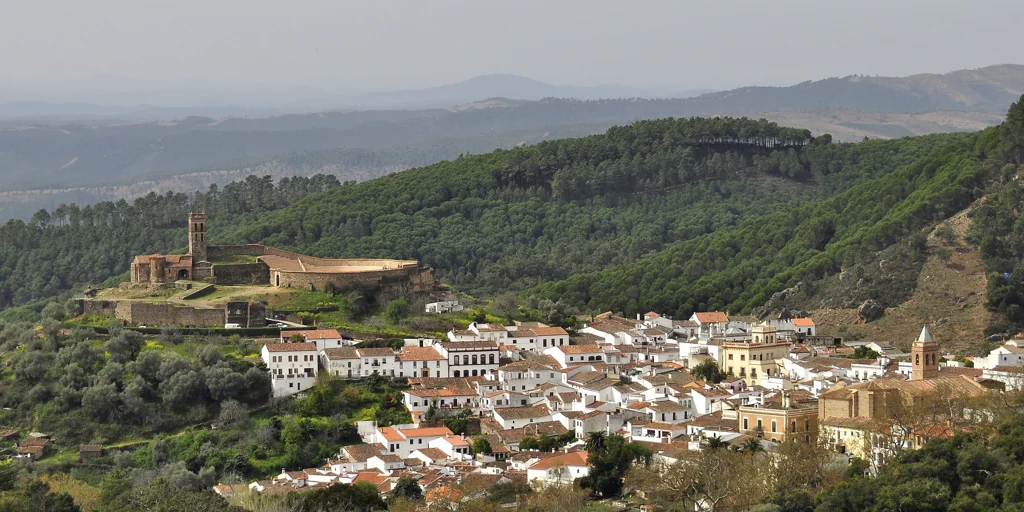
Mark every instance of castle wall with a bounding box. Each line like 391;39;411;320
273;266;432;300
213;263;270;285
207;244;269;259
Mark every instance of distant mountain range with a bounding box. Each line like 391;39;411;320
0;64;1021;220
0;74;712;122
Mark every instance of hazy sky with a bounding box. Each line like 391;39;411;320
3;0;1022;92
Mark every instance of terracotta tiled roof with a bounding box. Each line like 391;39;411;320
792;318;815;327
292;329;343;340
264;342;317;352
694;312;729;323
400;427;455;438
560;345;604;354
414;447;448;460
398;346;446;361
533;327;569;336
353;471;388;486
323;347;359;359
495;405;551;420
529;450;589;470
356;348;395;357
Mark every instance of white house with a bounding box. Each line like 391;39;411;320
493;405;553;429
975;339;1024;370
375;426;455;458
791;318;816;337
468;323;510;343
366;454;405;472
482;390;531;409
356;347;397;377
627;420;687;444
396;345;448;379
544;345;605;368
426;300;464;314
285;329;347;350
262;342;318;397
526;451;590;486
436;341;500;378
690;312;730;336
428;434;472;458
403;389;478;413
321;347;360;379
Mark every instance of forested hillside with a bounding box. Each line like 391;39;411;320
235;118;975;312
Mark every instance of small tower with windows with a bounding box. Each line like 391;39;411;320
751;322;777;345
188;212;208;263
911;325;939;381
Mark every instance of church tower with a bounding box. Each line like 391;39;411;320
188;212;208;263
911;325;938;381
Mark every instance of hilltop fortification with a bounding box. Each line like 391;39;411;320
130;213;435;297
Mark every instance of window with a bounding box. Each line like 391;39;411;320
728;354;733;360
792;421;797;432
740;355;746;361
771;420;777;433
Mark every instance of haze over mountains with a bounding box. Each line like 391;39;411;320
0;64;1021;220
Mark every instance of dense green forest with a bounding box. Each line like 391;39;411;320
236;117;977;316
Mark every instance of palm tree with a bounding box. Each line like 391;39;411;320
742;437;764;454
704;435;727;451
586;431;607;453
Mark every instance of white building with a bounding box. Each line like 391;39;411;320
493;405;553;429
425;300;464;314
284;329;347;350
975;339;1024;370
356;348;397;378
375;426;455;458
321;347;360;379
544;345;605;368
402;389;478;413
428;435;472;458
436;341;499;378
396;346;449;379
262;342;318;397
526;451;590;486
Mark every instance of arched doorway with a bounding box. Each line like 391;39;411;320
275;274;280;286
177;269;189;280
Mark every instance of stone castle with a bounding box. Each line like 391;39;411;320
79;214;437;328
130;213;435;295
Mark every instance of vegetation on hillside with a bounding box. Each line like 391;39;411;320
968;96;1024;334
239;118;960;308
532;127;998;316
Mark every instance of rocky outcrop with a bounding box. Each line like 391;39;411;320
857;300;885;323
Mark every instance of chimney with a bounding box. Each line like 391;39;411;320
782;392;791;409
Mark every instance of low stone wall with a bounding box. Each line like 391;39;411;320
213;263;270;285
80;299;226;327
207;244;268;259
180;284;216;300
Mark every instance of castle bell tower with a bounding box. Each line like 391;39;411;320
911;325;939;381
188;212;208;263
